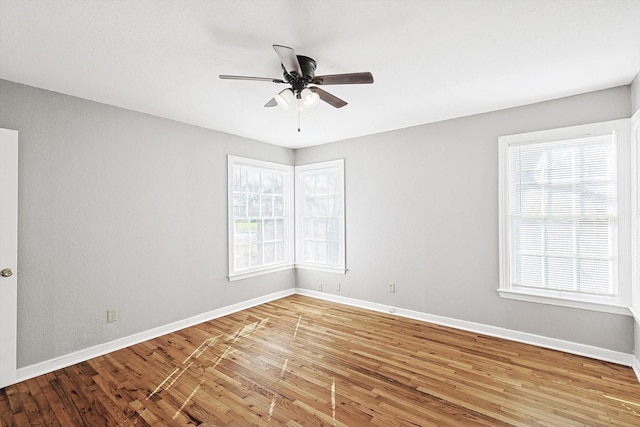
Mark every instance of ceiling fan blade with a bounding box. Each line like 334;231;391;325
273;45;303;77
264;98;278;107
219;75;286;83
310;87;347;108
311;72;374;85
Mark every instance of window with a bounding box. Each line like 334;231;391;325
228;156;294;280
228;156;347;279
295;160;346;273
498;120;630;314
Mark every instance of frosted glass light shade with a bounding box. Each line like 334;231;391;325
274;89;294;109
300;88;320;109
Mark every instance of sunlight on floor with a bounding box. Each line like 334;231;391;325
145;316;288;421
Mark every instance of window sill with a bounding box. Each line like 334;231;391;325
498;288;631;316
229;264;347;281
228;264;294;282
295;264;347;275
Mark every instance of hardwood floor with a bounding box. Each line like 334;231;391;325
2;294;640;426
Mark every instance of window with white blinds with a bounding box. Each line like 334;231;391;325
295;159;346;273
228;156;294;280
499;120;631;314
509;135;617;294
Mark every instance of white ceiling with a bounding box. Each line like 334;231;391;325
1;0;639;149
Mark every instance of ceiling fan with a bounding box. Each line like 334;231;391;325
219;44;374;111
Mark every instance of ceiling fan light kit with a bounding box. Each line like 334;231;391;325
219;44;374;119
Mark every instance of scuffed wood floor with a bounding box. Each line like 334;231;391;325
2;294;640;426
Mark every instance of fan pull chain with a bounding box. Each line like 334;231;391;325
297;103;301;132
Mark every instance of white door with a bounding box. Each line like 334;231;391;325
0;128;18;388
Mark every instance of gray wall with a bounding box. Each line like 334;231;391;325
0;79;295;368
295;86;634;353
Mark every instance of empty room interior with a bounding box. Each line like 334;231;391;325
3;0;640;425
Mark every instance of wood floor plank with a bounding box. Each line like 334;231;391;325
2;294;640;426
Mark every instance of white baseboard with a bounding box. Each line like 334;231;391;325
16;289;295;383
295;288;636;368
633;355;640;382
15;286;638;385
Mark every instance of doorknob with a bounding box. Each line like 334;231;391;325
0;268;13;278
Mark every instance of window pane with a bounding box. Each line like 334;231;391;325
315;220;327;241
304;175;316;194
248;193;260;217
264;242;275;264
317;196;329;216
577;219;610;257
276;241;285;263
514;254;543;287
235;247;249;270
233;193;246;217
247;169;260;191
545;221;574;255
578;259;611;295
233;167;243;192
249;220;261;243
234;219;250;242
316;174;328;192
304;240;315;261
275;219;284;240
262;195;273;217
546;257;575;291
261;172;273;193
327;243;339;265
328;173;338;193
316;242;327;263
274;195;284;216
304;221;314;240
514;218;542;253
251;243;262;266
327;219;339;242
304;197;316;217
273;174;284;194
264;219;275;241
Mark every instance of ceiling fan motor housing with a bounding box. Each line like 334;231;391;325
282;55;317;92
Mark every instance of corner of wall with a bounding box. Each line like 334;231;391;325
631;70;640;115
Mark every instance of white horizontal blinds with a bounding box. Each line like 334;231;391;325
300;165;343;266
232;163;288;272
508;133;617;296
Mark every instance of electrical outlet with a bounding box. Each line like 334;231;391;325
318;283;323;291
336;282;341;292
388;282;395;293
107;309;117;323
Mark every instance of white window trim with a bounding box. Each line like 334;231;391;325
227;156;294;281
631;110;640;321
498;119;632;315
295;159;347;274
